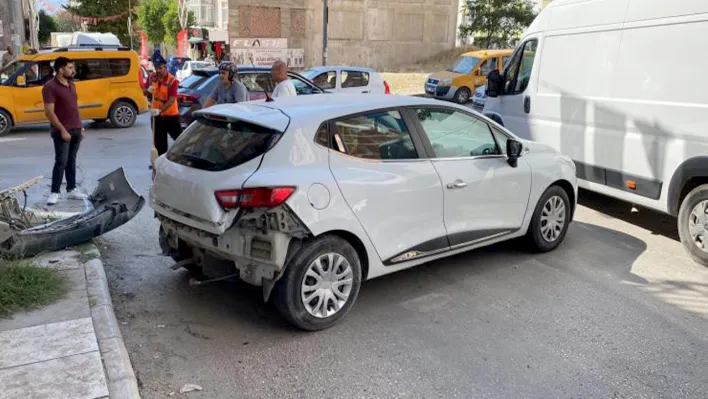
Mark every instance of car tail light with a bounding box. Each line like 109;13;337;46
384;80;391;94
215;187;296;209
178;93;200;105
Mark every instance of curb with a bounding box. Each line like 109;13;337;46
83;245;141;399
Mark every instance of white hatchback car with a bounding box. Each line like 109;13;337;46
302;66;390;94
150;94;578;331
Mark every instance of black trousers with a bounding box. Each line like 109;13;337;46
154;115;182;155
51;129;82;193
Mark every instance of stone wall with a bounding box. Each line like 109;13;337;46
228;0;459;69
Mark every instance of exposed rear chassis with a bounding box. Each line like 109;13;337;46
157;204;311;290
0;168;145;257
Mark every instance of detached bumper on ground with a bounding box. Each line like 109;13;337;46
0;168;144;257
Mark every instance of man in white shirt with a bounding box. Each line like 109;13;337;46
270;61;297;98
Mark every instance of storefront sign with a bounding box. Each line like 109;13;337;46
231;38;287;49
231;48;305;68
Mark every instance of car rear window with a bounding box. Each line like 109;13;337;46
179;74;208;89
166;117;283;171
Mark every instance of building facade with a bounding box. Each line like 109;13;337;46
0;0;27;60
228;0;460;69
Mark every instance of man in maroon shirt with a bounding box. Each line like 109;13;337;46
42;56;87;205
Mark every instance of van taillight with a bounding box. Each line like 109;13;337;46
215;187;296;209
384;80;391;94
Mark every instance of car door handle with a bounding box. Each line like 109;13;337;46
524;95;531;114
361;91;369;93
446;180;468;189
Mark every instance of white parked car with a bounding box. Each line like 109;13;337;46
175;61;212;81
302;66;390;94
472;85;487;112
150;95;578;331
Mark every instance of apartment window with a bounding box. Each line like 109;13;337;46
220;1;228;29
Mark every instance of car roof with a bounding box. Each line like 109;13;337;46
201;94;456;128
306;66;375;73
460;49;514;57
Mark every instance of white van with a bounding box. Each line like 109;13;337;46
482;0;708;266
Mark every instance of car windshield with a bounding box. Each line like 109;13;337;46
0;61;28;85
448;56;480;74
166;117;283;171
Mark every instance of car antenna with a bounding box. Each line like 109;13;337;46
250;55;274;102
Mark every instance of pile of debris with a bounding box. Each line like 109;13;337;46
0;168;145;257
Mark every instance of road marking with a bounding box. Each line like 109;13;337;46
0;137;26;143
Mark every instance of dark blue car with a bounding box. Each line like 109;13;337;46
167;56;191;75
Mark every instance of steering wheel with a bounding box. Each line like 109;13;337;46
470;144;494;156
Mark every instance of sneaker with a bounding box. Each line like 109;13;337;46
47;192;60;205
66;189;88;200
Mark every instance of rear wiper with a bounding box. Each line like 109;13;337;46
180;153;218;168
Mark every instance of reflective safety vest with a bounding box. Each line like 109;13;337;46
151;73;179;116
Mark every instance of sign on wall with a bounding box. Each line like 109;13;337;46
231;47;305;68
231;38;287;49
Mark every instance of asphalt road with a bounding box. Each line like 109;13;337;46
2;115;708;398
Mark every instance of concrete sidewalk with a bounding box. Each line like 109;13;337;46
0;187;139;399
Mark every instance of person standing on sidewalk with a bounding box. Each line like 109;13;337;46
43;57;87;206
2;46;14;68
270;61;296;98
148;51;182;155
203;62;248;108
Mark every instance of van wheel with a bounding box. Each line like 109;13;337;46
526;185;571;252
677;184;708;267
0;109;12;137
274;236;362;331
109;101;137;128
453;87;471;104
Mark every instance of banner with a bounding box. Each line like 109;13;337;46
140;32;148;59
231;49;285;66
177;30;188;57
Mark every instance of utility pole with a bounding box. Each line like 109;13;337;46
322;0;328;65
128;0;134;48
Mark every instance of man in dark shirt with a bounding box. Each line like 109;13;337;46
42;56;87;205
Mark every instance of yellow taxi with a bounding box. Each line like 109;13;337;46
0;46;148;136
424;49;513;104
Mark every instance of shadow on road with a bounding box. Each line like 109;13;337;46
578;188;679;242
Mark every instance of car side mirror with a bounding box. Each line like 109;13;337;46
506;139;523;168
473;69;480;76
486;70;502;97
16;75;26;87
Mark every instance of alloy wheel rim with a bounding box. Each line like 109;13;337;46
116;106;134;126
301;253;354;319
0;114;8;133
688;200;708;252
540;195;566;242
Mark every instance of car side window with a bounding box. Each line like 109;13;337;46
107;59;130;77
332;110;418;160
414;108;502;158
480;58;498;76
490;126;509;154
73;59;108;81
341;70;370;88
289;75;321;95
24;61;53;87
504;39;538;95
239;73;272;92
313;71;335;89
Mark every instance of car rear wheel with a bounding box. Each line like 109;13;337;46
526;185;571;252
677;184;708;267
453;87;471;104
0;109;12;137
109;101;137;128
274;236;362;331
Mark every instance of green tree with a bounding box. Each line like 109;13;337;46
64;0;137;49
137;0;168;45
459;0;537;48
38;10;58;45
162;0;195;45
54;10;83;33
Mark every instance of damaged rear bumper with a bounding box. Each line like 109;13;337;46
0;168;145;257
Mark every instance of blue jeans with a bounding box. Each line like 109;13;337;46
51;129;82;193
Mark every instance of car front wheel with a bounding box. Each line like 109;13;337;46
274;236;362;331
526;185;572;252
677;184;708;267
453;87;471;104
0;109;12;137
